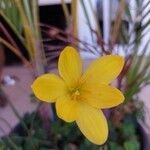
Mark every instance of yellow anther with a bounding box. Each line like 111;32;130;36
74;90;80;96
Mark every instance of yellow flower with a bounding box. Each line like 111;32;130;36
31;46;125;145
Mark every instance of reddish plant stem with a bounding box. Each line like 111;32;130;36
0;23;19;49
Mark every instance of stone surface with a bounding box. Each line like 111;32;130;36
0;66;38;137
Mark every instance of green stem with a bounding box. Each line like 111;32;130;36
7;98;29;134
0;126;21;150
61;0;70;26
29;102;42;132
0;117;12;130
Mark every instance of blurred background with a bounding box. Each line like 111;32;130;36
0;0;150;149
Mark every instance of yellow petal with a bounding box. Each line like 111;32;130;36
76;103;108;145
58;46;82;86
32;74;66;102
56;95;79;122
80;84;124;108
81;55;124;85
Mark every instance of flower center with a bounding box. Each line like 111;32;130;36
69;87;80;100
74;89;80;96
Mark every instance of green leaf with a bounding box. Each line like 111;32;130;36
0;140;6;150
124;139;140;150
109;142;123;150
121;123;136;138
24;137;39;150
0;0;22;34
125;84;140;102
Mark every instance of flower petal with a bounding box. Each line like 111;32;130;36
80;84;124;108
58;46;82;85
76;103;108;145
56;95;79;122
81;55;124;85
32;74;66;102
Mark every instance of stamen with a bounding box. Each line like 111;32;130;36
69;87;80;100
74;90;80;96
